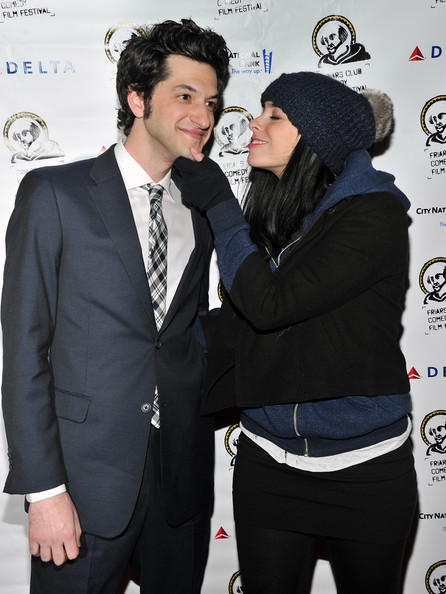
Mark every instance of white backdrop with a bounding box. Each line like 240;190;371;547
1;1;446;592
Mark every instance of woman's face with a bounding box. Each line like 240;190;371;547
248;101;301;177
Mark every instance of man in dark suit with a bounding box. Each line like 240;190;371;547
1;19;229;593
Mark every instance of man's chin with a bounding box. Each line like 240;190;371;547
177;143;205;160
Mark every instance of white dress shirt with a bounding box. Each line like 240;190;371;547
27;141;195;502
114;139;195;310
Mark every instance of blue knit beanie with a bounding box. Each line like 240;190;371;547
261;71;376;174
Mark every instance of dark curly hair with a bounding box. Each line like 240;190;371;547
116;19;230;136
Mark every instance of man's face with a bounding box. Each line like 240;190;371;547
320;25;342;54
13;122;38;150
433;574;446;593
430;423;446;444
141;54;219;165
431;112;446;134
426;264;446;292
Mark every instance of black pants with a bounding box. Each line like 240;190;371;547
233;433;417;594
236;522;408;594
30;429;210;594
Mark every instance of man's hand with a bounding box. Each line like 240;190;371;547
174;149;236;212
28;492;82;565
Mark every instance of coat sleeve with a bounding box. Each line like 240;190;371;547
1;169;67;494
228;193;409;331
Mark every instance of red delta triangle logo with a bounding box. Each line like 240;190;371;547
214;526;230;540
409;46;425;61
409;45;443;60
408;367;422;379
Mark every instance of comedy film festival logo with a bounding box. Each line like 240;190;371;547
104;23;146;64
3;112;64;166
215;0;269;19
419;258;446;334
421;96;446;178
312;15;371;80
214;106;252;199
421;411;446;457
1;3;56;21
229;570;244;593
426;561;446;594
224;423;241;469
421;411;446;488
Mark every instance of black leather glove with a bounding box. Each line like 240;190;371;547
174;155;236;211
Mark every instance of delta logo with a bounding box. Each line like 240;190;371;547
408;366;446;379
408;367;422;379
214;526;231;540
409;45;443;61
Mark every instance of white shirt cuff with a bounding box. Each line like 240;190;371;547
26;484;67;503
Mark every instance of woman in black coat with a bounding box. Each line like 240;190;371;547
175;71;417;594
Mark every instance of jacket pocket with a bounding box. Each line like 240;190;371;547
53;387;91;423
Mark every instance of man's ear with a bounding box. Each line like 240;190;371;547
127;87;145;119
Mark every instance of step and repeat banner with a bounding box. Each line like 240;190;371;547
1;1;445;592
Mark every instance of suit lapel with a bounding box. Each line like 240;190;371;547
86;149;212;332
88;146;156;326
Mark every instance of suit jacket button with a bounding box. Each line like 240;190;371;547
155;340;162;349
141;402;152;413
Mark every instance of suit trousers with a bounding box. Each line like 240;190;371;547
30;427;211;594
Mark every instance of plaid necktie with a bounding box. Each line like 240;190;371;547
146;183;167;428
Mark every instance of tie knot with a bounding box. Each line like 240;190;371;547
147;184;165;224
147;183;164;203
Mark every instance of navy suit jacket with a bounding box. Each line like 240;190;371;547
1;146;215;536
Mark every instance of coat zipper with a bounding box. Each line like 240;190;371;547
293;403;310;456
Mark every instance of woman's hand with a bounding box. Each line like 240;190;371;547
174;150;235;212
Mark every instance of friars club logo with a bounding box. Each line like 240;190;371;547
419;258;446;335
228;570;244;593
426;561;446;593
224;424;241;468
214;107;252;158
421;96;446;147
3;112;64;164
104;23;146;64
421;411;446;457
421;96;446;178
312;15;371;69
420;258;446;305
420;411;446;487
213;106;253;199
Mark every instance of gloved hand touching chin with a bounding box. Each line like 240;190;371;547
174;149;236;212
175;148;257;293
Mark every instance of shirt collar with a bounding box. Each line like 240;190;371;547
114;139;176;201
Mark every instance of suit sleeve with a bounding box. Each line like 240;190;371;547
1;169;67;494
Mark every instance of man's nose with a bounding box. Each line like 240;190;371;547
191;103;213;129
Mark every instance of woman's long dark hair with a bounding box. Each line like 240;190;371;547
243;136;335;258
